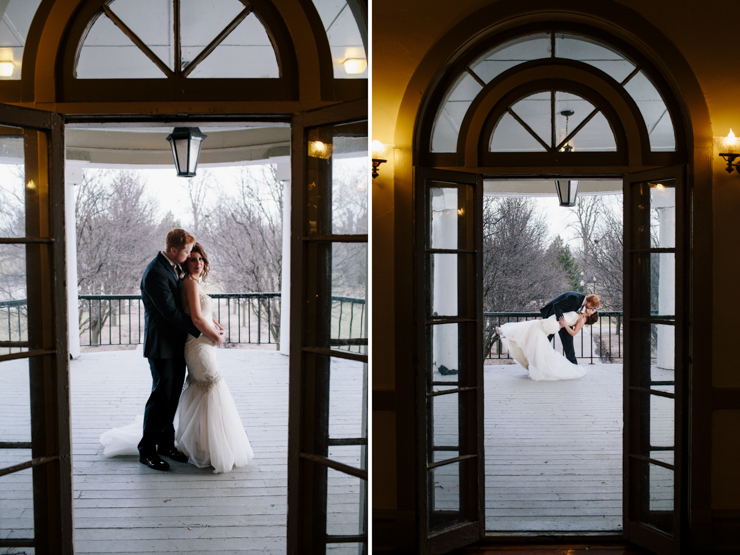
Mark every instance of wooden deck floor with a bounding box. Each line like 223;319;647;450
1;348;364;554
483;362;624;533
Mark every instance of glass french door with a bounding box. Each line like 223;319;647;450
415;167;484;553
0;104;72;554
288;100;368;554
623;165;687;554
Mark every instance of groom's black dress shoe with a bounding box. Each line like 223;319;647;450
158;447;189;463
140;454;170;471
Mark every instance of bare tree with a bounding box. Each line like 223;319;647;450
565;195;603;287
204;165;282;293
203;166;283;340
75;169;160;341
586;196;623;310
180;170;211;236
483;196;569;312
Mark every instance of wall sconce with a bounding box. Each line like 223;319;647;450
0;62;14;77
166;127;207;177
555;179;579;207
718;129;740;173
371;140;387;179
344;58;367;74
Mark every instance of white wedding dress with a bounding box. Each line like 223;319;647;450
499;311;586;381
100;294;254;474
175;294;254;473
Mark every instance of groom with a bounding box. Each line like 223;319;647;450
540;292;600;364
138;229;224;471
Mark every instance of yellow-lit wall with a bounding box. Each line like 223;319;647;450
372;0;740;549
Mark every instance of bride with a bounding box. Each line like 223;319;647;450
100;243;254;474
496;307;598;381
175;243;254;473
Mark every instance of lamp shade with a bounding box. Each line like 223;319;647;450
555;179;579;207
166;127;207;177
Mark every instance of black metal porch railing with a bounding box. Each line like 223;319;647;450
75;293;366;353
484;311;623;364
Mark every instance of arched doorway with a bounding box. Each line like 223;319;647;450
0;1;367;553
407;14;698;555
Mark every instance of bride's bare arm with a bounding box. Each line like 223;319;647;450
183;278;225;345
560;314;587;337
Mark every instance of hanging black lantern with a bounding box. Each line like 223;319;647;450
166;127;207;177
555;179;579;207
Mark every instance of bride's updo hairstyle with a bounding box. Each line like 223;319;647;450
187;242;210;282
585;312;599;326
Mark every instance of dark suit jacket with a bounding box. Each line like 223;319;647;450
141;252;201;358
540;291;586;322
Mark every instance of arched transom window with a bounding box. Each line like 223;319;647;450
431;31;676;154
77;0;280;79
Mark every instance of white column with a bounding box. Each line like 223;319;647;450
65;166;82;358
277;162;291;356
652;188;675;370
431;188;458;375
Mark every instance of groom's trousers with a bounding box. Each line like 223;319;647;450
547;328;578;365
138;356;187;456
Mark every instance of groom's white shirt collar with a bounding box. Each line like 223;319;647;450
161;251;180;279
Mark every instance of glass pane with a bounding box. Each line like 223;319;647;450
181;0;244;65
431;392;459;449
428;183;474;250
0;140;25;237
651;324;675;380
555;92;595;148
429;187;458;249
650;393;674;450
431;73;482;152
0;461;33;541
623;71;676;152
555;34;636;83
327;543;363;554
630;253;674;319
428;456;476;533
510;92;551;147
631;179;676;250
77;12;168;78
0;246;27;354
332;133;368;236
650;183;676;248
431;323;460;380
470;33;551;83
0;358;30;441
327;445;363;536
186;13;279;78
570;111;617;151
312;0;367;79
432;453;460;511
307;121;368;236
631;458;674;533
106;0;173;70
330;243;367;355
0;0;43;80
489;112;547;152
430;253;457;318
329;358;366;439
649;461;674;513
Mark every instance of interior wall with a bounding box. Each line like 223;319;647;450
372;0;740;549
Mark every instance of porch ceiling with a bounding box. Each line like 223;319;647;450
65;123;291;168
485;179;622;195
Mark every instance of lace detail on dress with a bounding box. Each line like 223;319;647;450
187;372;221;392
184;294;222;389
